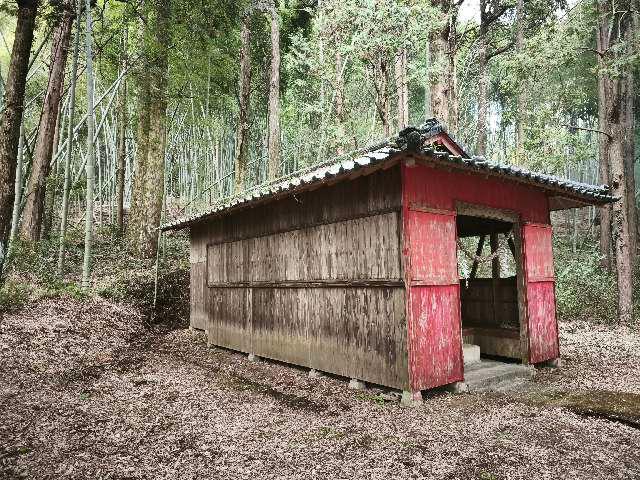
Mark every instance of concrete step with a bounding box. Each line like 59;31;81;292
464;360;535;393
463;344;480;366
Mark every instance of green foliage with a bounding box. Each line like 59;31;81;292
554;237;618;323
0;279;30;312
282;0;439;165
2;225;189;312
5;238;62;285
40;277;89;301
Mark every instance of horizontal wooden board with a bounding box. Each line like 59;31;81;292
206;287;409;389
403;163;550;224
204;166;402;245
206;212;401;285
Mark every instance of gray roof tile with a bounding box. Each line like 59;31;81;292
161;119;615;231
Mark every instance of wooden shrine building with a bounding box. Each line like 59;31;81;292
162;119;615;397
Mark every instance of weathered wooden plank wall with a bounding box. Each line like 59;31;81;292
190;225;208;330
460;277;519;329
207;212;401;284
191;167;410;389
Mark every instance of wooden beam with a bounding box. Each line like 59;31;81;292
490;234;501;326
207;279;405;289
469;235;486;280
508;236;516;259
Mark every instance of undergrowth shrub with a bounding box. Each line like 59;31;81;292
1;226;189;317
554;237;619;323
0;279;31;312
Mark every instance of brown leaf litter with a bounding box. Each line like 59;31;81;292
1;298;639;480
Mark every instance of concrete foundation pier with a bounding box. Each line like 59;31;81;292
348;378;366;390
539;358;561;369
445;381;469;394
308;369;323;379
248;353;260;362
401;390;423;406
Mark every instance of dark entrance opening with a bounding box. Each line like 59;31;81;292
456;213;523;363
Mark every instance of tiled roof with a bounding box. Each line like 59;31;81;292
161;119;615;231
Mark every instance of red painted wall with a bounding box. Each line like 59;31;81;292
403;162;550;223
522;224;560;363
403;208;463;390
402;160;559;390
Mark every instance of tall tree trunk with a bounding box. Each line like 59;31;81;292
335;49;345;155
0;0;39;273
235;11;252;192
515;0;525;163
9;125;25;249
597;0;635;323
429;0;457;131
82;0;95;288
42;105;64;239
424;41;431;119
127;0;170;257
128;66;151;244
428;9;449;124
477;0;512;156
374;59;390;137
596;5;612;270
267;3;280;182
395;48;408;130
116;26;128;234
20;1;74;242
445;10;458;132
57;0;81;274
476;0;489;156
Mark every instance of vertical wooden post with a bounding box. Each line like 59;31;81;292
469;235;486;280
490;233;500;324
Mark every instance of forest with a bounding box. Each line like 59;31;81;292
0;0;639;479
0;0;637;321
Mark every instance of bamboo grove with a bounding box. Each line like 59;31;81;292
0;0;637;322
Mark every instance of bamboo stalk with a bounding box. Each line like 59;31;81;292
81;0;95;289
57;0;82;275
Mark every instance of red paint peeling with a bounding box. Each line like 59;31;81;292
404;163;550;224
522;224;555;281
402;169;464;390
408;285;463;390
406;210;458;284
522;224;560;363
526;282;559;362
402;160;561;389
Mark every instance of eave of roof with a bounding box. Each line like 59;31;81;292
161;120;616;232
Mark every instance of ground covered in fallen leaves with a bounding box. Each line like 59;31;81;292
1;294;639;479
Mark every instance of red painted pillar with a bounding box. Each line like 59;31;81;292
402;162;464;390
521;223;560;363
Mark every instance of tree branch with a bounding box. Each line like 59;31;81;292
487;39;514;59
561;124;612;139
